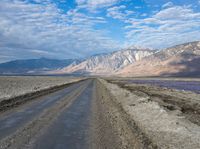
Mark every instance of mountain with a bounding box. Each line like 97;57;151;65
54;47;157;75
5;41;199;77
0;58;80;74
117;41;200;77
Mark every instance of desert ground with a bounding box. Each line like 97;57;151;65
0;76;200;149
0;76;82;102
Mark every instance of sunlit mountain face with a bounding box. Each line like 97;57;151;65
0;0;200;64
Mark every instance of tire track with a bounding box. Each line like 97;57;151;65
92;79;156;149
0;80;87;140
0;80;91;149
29;80;94;149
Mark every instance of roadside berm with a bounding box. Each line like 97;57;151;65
93;79;200;149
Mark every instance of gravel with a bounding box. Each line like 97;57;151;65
100;79;200;149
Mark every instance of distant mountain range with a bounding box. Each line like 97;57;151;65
53;47;157;75
0;58;80;74
118;41;200;77
1;41;200;77
53;41;200;77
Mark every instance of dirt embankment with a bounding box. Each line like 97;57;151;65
95;79;200;149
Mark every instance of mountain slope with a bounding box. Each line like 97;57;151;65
118;41;200;77
0;58;79;74
55;48;156;75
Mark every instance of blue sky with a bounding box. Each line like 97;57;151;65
0;0;200;62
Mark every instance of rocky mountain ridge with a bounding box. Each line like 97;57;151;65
118;41;200;77
1;41;200;77
55;48;157;75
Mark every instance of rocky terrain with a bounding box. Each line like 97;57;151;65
54;47;156;75
0;76;81;102
118;41;200;77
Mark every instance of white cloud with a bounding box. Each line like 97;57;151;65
88;0;119;6
141;13;148;17
107;5;134;20
162;2;174;8
76;0;87;5
134;6;142;9
76;0;121;9
154;6;200;20
125;5;200;49
0;0;120;61
1;0;200;63
31;50;54;55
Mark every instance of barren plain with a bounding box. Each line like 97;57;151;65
0;76;82;102
0;77;200;149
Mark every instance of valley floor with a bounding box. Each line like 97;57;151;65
0;76;81;102
0;77;200;149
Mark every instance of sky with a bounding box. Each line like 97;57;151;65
0;0;200;63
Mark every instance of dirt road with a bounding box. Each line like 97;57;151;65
0;78;200;149
0;79;120;149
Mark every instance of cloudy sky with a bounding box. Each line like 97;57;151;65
0;0;200;63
